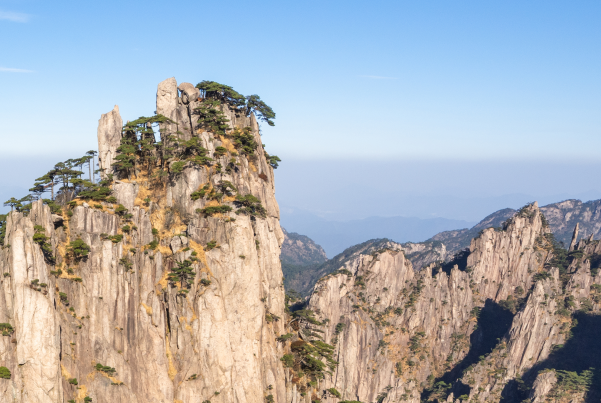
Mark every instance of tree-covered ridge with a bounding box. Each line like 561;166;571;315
110;80;280;182
196;80;276;126
1;151;104;245
0;80;279;246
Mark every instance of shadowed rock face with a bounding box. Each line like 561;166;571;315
304;203;601;403
0;78;287;403
3;78;601;403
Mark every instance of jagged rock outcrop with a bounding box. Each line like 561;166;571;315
97;105;123;177
281;229;328;267
299;203;601;402
540;199;601;246
0;78;287;403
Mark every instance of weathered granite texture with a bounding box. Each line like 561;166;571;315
97;105;123;178
302;203;601;403
0;78;287;403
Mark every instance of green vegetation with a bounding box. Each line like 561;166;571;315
0;366;11;379
277;333;293;342
0;323;14;336
548;369;593;400
68;378;78;385
327;388;341;398
69;238;90;260
95;363;116;375
231;127;258;157
168;260;196;295
280;353;294;367
196;206;232;216
234;194;266;218
245;94;276;126
267;154;281;169
32;225;55;264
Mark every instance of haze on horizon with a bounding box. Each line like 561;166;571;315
1;1;599;229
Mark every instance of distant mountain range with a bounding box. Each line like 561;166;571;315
280;210;475;257
281;198;601;295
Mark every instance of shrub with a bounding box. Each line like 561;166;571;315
281;354;294;368
266;395;274;403
214;146;227;157
147;240;159;250
277;333;293;342
68;378;78;385
200;279;211;286
109;234;123;244
33;225;55;264
0;323;14;336
95;363;116;374
234;194;266;218
114;204;127;215
106;196;117;203
171;161;186;173
119;258;133;271
84;397;92;402
196;206;232;216
122;225;131;233
69;238;90;260
327;388;341;398
0;366;10;379
206;240;217;250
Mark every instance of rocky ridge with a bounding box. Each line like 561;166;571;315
298;203;601;403
0;78;288;403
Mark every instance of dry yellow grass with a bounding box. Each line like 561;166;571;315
189;239;212;277
141;302;153;316
60;363;72;379
218;135;237;153
165;336;178;380
156;270;170;295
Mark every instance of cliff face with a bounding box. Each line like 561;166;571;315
0;78;287;403
281;229;327;267
302;203;601;403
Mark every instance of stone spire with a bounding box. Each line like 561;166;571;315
97;105;122;178
569;222;579;251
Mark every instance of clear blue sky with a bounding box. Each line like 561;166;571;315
1;0;600;219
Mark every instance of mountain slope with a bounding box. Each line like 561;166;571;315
304;202;601;403
0;78;287;403
280;212;475;256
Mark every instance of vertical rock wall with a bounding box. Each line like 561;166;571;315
0;78;287;403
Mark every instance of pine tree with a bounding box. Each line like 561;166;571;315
168;260;196;293
3;197;19;212
34;168;59;200
245;95;276;126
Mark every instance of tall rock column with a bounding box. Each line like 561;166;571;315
97;105;123;178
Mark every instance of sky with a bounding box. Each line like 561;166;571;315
1;0;600;223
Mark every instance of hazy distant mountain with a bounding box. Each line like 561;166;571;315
282;199;601;295
280;210;475;257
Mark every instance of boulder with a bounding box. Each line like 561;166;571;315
156;77;178;116
178;82;200;104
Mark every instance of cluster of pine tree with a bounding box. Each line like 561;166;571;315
110;80;280;182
